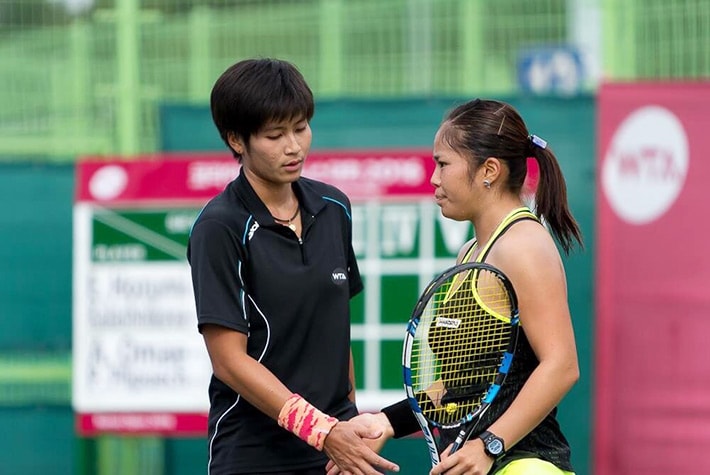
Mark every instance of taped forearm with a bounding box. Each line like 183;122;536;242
278;393;339;451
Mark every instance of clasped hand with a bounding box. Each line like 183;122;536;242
324;413;398;475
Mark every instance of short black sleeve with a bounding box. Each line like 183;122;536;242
188;218;248;334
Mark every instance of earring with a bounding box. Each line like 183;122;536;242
483;179;491;189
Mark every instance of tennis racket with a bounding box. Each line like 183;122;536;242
402;262;520;467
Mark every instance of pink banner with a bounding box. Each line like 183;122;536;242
75;149;436;204
595;82;710;475
76;412;208;436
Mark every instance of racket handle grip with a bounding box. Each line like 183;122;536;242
449;427;468;454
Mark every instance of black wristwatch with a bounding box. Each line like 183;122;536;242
479;430;505;458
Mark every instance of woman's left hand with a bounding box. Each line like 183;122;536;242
429;440;494;475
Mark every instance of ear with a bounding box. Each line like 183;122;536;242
227;131;245;155
480;157;502;182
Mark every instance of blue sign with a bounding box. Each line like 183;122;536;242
517;46;585;96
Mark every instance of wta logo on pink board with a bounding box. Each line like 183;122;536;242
602;105;688;224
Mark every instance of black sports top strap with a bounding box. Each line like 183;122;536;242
462;207;539;264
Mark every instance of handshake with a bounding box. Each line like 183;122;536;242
323;411;399;475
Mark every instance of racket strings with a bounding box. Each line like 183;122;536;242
411;269;512;426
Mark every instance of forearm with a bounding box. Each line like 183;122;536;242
215;352;340;450
212;351;293;420
487;359;579;448
203;326;300;420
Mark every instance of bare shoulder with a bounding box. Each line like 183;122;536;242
487;220;564;280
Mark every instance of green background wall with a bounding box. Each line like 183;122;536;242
0;96;594;474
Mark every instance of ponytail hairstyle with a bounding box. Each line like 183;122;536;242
440;98;583;254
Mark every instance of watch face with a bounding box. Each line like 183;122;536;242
486;438;504;455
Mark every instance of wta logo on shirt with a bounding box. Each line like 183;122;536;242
331;268;348;285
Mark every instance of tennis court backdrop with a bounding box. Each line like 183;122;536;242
0;0;708;474
0;96;595;474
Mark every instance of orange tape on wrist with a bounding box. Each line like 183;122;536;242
278;393;339;451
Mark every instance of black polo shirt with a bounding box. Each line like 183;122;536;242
187;168;362;474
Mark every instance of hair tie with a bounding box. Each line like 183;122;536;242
529;134;547;150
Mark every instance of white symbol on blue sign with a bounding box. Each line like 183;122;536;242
517;46;584;96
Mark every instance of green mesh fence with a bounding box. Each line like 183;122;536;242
602;0;710;80
0;0;572;160
1;1;708;161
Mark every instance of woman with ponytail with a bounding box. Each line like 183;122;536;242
424;98;582;475
329;99;582;475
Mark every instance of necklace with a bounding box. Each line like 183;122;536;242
272;206;300;232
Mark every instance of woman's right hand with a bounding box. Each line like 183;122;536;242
325;412;396;475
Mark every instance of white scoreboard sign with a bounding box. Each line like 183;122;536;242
72;151;471;435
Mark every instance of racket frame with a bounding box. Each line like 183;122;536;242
402;262;520;467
